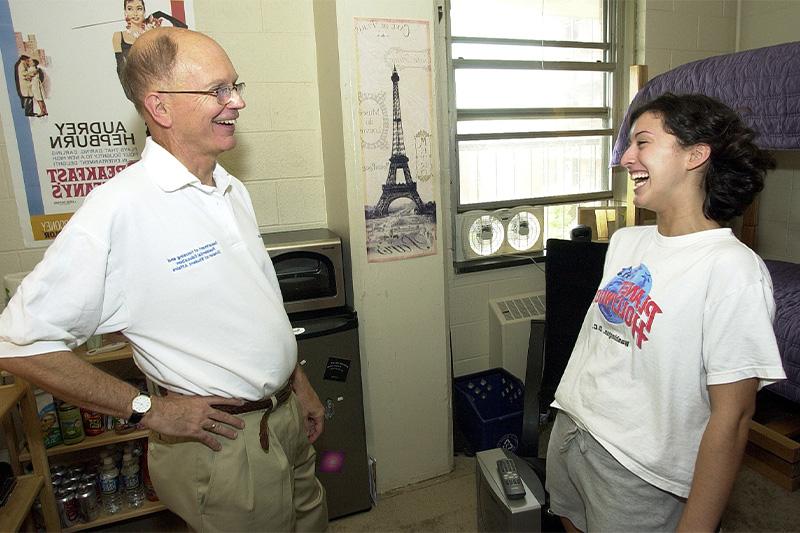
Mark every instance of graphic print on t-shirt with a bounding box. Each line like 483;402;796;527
593;264;662;349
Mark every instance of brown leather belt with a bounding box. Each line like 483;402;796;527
214;380;293;416
214;380;293;451
159;380;293;451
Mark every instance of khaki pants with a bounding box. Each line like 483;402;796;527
148;394;328;532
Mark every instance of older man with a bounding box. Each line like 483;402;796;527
0;28;327;531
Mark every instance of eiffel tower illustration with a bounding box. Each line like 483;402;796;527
373;66;425;217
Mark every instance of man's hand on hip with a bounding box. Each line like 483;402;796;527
292;365;325;443
144;394;246;451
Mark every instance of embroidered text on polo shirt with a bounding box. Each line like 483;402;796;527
167;241;222;272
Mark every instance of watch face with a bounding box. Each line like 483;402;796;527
132;394;151;413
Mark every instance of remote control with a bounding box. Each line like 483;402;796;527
496;458;526;500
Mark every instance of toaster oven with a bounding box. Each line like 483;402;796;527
261;229;346;315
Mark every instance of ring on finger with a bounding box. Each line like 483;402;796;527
210;423;217;430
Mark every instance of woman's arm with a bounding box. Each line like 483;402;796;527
148;11;188;29
112;31;122;53
677;378;757;532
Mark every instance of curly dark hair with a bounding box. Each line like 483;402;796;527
629;92;775;223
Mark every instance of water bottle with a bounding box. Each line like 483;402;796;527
99;456;121;514
121;452;145;508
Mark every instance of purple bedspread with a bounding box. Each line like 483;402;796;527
612;41;800;165
764;260;800;403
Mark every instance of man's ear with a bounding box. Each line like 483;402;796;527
686;143;711;171
143;92;172;128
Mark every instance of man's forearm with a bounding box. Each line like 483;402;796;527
0;351;139;418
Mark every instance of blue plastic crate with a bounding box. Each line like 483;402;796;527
453;368;524;453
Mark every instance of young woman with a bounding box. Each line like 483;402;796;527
30;59;47;117
112;0;187;81
546;93;786;532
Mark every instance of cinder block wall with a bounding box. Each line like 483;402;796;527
739;0;800;262
642;0;737;77
197;0;327;232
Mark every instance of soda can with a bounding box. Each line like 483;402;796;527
64;474;82;489
81;408;105;436
56;489;80;528
82;472;101;499
76;483;100;523
67;464;85;478
81;473;96;491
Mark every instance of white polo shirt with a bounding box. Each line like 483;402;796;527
0;138;297;400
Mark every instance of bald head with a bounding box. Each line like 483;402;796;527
120;27;223;115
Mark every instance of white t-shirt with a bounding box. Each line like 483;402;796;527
553;225;786;497
0;138;297;400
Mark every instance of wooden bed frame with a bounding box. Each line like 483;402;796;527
626;65;800;491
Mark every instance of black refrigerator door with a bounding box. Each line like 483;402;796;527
292;311;372;520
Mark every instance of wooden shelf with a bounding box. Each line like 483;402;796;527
19;428;149;462
4;341;147;531
0;474;44;532
64;499;167;532
0;382;26;419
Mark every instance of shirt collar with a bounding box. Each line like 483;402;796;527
141;137;233;194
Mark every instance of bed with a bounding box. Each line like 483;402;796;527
615;42;800;489
764;260;800;404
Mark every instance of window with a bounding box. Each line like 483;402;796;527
446;0;621;263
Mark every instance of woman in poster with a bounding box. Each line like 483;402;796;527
30;59;47;117
112;0;187;80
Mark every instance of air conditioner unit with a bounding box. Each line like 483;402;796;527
455;206;544;262
489;292;546;381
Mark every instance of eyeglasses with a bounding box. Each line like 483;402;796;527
156;82;245;105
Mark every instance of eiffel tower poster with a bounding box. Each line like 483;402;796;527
355;18;437;263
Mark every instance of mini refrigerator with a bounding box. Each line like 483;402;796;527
291;308;372;520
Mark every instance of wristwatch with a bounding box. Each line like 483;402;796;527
128;391;151;424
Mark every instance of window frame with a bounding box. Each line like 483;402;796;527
444;0;622;226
